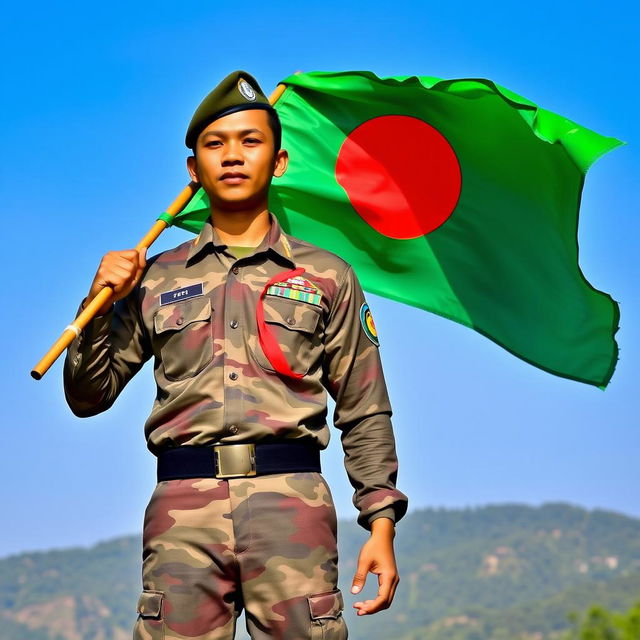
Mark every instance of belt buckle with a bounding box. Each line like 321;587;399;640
213;444;257;478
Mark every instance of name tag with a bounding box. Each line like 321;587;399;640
160;283;204;306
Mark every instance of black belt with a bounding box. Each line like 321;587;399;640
157;442;321;482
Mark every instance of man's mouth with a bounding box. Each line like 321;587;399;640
220;172;249;184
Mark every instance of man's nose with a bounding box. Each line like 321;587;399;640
222;140;244;164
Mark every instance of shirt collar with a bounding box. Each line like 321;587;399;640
185;210;295;267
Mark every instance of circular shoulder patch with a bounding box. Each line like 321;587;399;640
359;302;380;346
238;79;256;101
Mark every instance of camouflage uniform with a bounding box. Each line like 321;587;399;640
64;211;408;639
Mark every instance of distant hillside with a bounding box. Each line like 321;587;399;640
1;502;639;640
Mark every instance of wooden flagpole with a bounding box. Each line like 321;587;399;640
31;79;293;380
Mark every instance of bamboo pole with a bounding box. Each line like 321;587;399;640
31;78;295;380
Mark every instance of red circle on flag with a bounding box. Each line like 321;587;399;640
336;115;461;239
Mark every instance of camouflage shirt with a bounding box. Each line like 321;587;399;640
63;211;408;530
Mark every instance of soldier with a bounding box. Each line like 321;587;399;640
64;70;408;640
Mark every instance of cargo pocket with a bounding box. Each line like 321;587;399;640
133;589;165;640
308;588;348;639
252;296;322;377
153;296;213;381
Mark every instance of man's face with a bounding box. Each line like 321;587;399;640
186;109;288;211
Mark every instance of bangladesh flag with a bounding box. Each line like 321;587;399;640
172;71;623;389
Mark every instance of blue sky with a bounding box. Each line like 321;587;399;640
1;1;637;558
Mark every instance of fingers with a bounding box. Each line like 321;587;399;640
352;570;399;616
350;562;369;596
109;249;140;269
388;571;400;604
89;249;147;303
110;250;145;280
105;253;139;293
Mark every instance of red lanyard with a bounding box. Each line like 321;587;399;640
256;266;306;380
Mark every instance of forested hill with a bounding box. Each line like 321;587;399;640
1;502;639;640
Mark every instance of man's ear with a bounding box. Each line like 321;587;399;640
186;155;200;183
273;148;289;178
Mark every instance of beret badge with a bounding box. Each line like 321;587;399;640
238;79;257;102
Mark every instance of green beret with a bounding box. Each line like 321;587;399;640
185;70;275;149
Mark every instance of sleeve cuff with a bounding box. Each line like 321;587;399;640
367;507;397;528
357;488;409;531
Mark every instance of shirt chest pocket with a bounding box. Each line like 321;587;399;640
252;296;323;377
153;296;213;381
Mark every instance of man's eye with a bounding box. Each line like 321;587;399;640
206;141;221;147
245;138;261;143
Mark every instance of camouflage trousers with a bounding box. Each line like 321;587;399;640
133;472;348;640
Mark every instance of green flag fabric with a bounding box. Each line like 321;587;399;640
172;70;623;388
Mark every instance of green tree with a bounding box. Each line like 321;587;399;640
563;602;640;640
614;601;640;640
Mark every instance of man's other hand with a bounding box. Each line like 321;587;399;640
350;517;399;615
